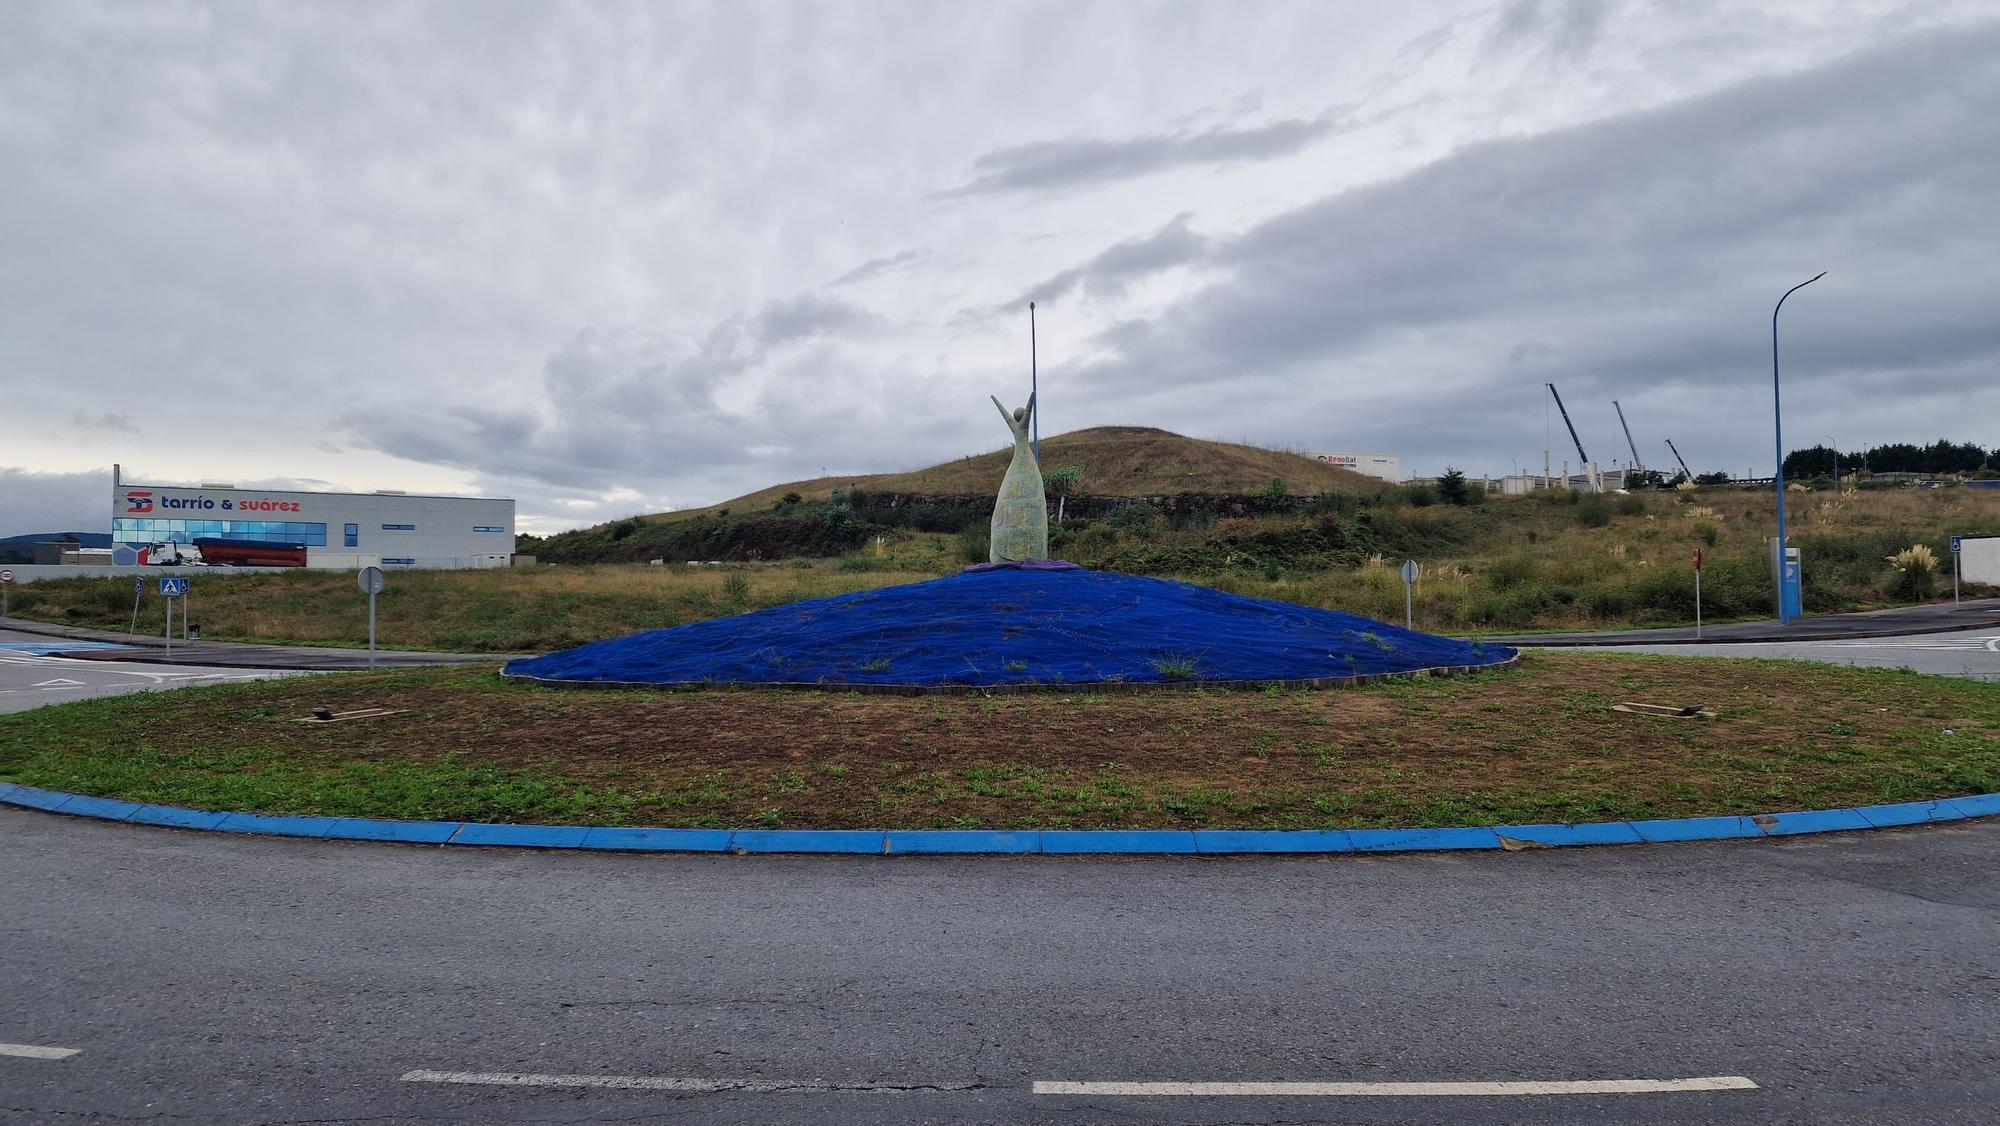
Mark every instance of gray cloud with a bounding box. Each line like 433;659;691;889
1486;0;1617;62
70;411;139;434
939;113;1345;199
830;248;931;287
0;468;109;538
1018;213;1209;307
1043;22;2000;473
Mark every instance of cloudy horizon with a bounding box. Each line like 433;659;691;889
4;0;1997;537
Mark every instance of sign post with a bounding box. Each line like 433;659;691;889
1951;536;1962;604
1399;559;1420;631
358;566;385;668
130;577;144;636
1692;548;1704;639
159;577;188;657
0;569;12;618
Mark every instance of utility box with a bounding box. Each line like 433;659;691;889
1771;539;1803;620
1960;535;2000;586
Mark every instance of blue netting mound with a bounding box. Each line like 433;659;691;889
503;566;1514;689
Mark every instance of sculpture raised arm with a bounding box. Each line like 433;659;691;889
992;393;1035;443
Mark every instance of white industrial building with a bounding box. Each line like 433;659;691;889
1313;452;1403;483
110;465;515;570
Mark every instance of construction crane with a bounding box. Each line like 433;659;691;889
1545;383;1599;492
1613;400;1644;471
1665;438;1694;482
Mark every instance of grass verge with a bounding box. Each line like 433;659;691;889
3;654;1997;831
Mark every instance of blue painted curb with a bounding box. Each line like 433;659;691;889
4;784;1998;855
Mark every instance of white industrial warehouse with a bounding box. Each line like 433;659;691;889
110;465;514;570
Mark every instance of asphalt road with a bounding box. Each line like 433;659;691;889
4;807;1997;1125
1571;625;2000;680
0;628;298;714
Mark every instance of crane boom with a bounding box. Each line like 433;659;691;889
1613;400;1643;470
1665;438;1694;480
1546;383;1589;464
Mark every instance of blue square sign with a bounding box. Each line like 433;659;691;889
1951;536;1962;553
159;577;188;597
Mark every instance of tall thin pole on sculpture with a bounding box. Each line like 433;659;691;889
1029;301;1039;464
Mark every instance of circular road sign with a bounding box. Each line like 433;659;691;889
357;566;386;596
0;569;13;583
1399;559;1420;585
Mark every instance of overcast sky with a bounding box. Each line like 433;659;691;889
4;0;1997;536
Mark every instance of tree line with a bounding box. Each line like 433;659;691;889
1782;439;1992;479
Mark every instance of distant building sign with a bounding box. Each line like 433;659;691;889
1312;452;1403;483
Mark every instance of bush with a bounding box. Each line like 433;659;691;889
957;525;989;565
1438;468;1470;506
1485;555;1538;590
1616;494;1646;516
1573;496;1612;527
722;571;750;603
1696;523;1720;546
1255;477;1291;513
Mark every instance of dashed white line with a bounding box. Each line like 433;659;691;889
398;1070;978;1093
1032;1077;1760;1097
0;1043;81;1060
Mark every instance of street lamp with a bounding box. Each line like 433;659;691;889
1771;270;1826;624
1825;434;1839;491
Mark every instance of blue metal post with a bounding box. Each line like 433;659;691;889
1771;271;1825;624
1029;301;1039;463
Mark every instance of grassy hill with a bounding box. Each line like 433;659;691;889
644;427;1382;525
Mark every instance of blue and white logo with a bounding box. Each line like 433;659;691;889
159;577;189;596
1951;536;1962;553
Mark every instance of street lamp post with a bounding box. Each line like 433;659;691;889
1825;434;1839;491
1771;271;1826;625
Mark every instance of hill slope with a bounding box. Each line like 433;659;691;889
642;427;1384;527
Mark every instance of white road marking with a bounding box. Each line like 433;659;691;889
398;1070;978;1093
1032;1077;1760;1097
0;1043;81;1060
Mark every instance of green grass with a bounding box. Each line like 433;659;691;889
4;655;1998;830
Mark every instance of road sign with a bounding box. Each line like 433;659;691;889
1692;548;1703;571
1951;536;1962;553
134;578;145;593
159;577;189;597
358;566;385;667
1399;560;1420;584
0;569;12;583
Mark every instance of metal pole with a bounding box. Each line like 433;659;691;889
1771;270;1826;624
164;595;172;660
368;590;377;668
1954;547;1961;604
130;583;141;635
1405;581;1413;631
1695;567;1702;639
1028;301;1039;464
1826;435;1839;491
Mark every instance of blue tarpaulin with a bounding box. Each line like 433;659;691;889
503;566;1514;688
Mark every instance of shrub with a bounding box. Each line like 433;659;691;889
722;571;750;603
1696;523;1720;546
1485;555;1538;590
1256;477;1291;512
609;518;640;541
1573;496;1612;527
1438;468;1470;506
1885;544;1939;599
1616;494;1646;516
957;525;989;564
1406;485;1438;507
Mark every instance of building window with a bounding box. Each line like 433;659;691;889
344;523;359;548
381;523;416;531
473;526;505;533
380;557;416;566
